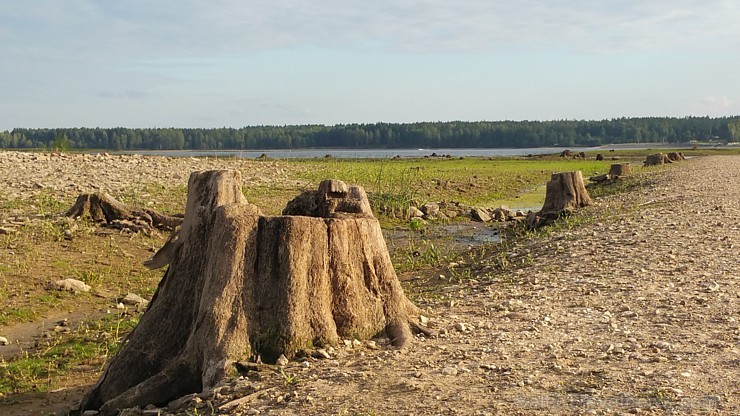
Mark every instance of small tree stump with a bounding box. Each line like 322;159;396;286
527;171;592;228
666;152;685;162
608;163;632;177
644;153;671;166
541;171;592;213
78;171;420;415
66;193;182;234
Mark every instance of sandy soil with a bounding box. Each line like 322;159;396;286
1;153;738;415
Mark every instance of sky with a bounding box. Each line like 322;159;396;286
1;0;739;130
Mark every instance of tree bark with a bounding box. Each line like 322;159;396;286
66;192;182;234
78;171;419;415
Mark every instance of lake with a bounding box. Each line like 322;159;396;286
115;147;597;159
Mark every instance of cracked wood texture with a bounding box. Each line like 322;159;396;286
78;171;418;415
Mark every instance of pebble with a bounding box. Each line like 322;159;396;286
301;361;311;369
276;354;289;367
441;366;458;376
454;322;467;332
0;336;8;346
706;281;720;292
122;293;149;306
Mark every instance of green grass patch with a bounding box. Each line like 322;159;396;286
289;157;613;216
0;313;139;394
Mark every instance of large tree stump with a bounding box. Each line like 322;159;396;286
527;171;592;228
66;192;182;234
78;171;420;415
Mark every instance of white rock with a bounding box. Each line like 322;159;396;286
301;361;311;369
122;292;149;306
0;336;9;346
276;354;289;367
51;278;91;293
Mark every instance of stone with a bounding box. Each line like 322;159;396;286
301;361;311;369
407;206;424;218
51;278;91;293
276;354;289;367
441;366;458;376
421;203;440;218
122;293;149;306
0;336;9;346
454;322;467;332
471;208;491;222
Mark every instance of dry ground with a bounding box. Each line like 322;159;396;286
1;153;738;415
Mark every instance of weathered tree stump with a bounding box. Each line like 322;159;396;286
608;163;632;177
66;193;182;234
644;153;671;166
78;171;420;415
527;171;592;228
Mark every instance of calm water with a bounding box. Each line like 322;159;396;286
115;147;597;159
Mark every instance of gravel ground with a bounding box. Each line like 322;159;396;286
0;151;300;201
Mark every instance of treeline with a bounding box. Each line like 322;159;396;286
3;117;740;150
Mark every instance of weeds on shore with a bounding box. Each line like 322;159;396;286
0;312;140;394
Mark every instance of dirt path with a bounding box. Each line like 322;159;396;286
162;155;737;416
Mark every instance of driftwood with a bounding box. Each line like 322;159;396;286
77;171;420;415
527;171;592;228
66;193;182;234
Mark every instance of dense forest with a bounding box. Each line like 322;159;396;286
2;117;740;150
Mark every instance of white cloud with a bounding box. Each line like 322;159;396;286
3;0;739;62
696;95;733;116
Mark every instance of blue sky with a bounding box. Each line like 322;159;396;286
2;0;739;130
